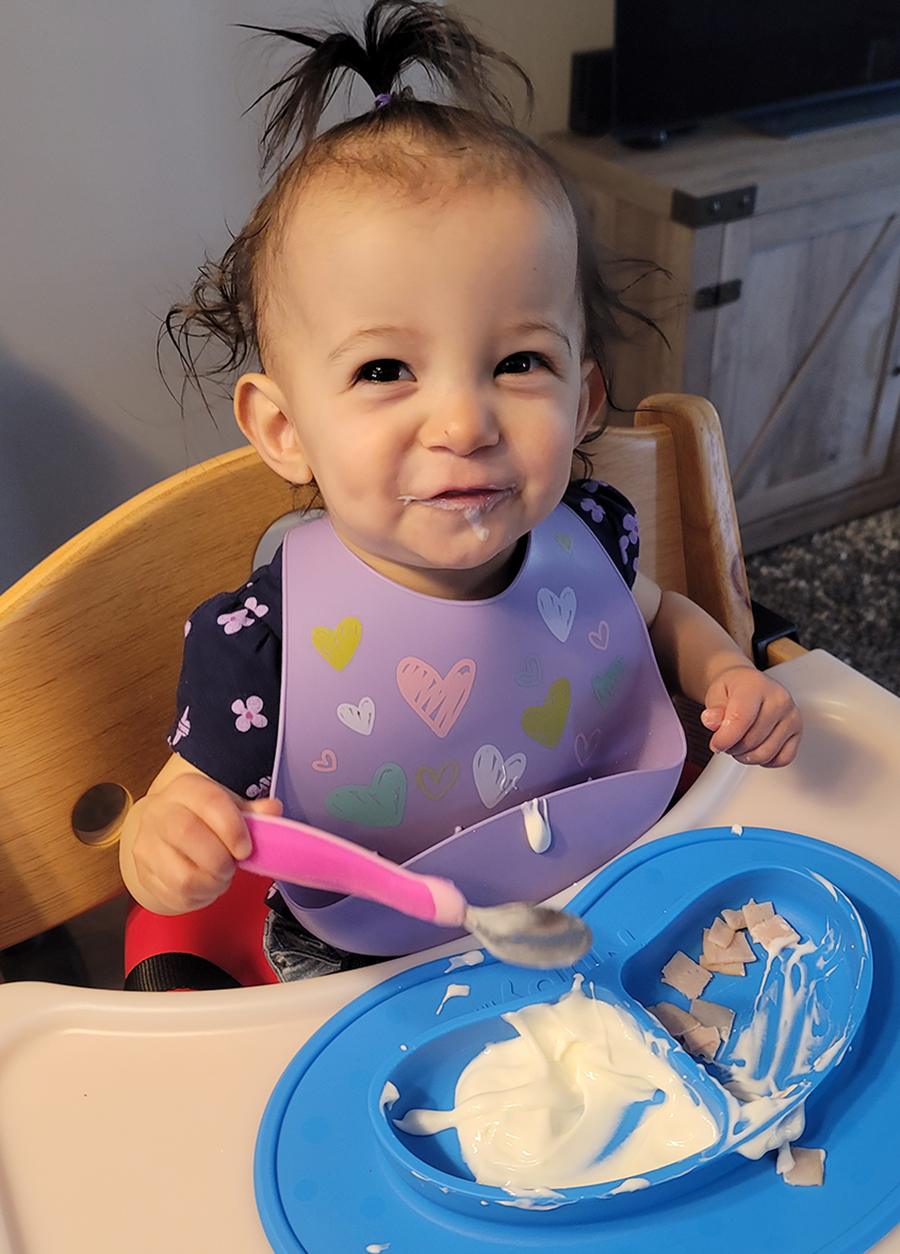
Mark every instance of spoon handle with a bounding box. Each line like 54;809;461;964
241;813;468;927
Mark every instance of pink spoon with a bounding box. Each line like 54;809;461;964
240;813;591;968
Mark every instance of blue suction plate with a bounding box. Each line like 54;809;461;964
255;828;900;1254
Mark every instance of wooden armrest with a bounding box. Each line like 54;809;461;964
766;637;808;666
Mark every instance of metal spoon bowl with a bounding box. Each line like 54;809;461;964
464;902;593;968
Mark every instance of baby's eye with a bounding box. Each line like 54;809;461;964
495;352;551;376
355;359;414;384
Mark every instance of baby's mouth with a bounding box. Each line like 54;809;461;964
399;486;513;511
398;486;514;542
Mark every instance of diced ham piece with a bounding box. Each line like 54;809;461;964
648;1002;701;1038
702;927;757;966
707;915;736;949
690;997;736;1042
721;908;745;930
682;1023;721;1060
749;913;800;952
723;929;756;962
781;1146;825;1187
742;898;775;929
699;958;746;975
661;951;712;1000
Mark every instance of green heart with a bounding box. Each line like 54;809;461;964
592;659;623;708
325;763;407;828
555;532;573;553
522;677;571;748
516;655;542;687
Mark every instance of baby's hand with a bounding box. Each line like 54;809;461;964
700;664;802;768
130;772;282;914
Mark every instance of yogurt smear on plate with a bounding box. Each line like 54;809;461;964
394;976;720;1191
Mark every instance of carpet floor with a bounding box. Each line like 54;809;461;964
744;503;900;697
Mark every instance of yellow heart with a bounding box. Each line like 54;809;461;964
416;760;459;802
311;617;362;670
521;677;571;748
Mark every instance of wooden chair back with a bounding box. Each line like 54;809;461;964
0;393;751;949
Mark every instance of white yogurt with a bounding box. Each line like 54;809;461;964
444;951;485;974
521;796;552;853
396;978;721;1190
379;1082;400;1114
463;506;490;541
436;984;470;1015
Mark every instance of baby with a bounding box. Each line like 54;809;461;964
120;0;801;986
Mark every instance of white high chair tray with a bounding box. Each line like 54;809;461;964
0;650;898;1254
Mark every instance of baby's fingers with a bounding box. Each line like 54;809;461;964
243;796;283;818
719;690;802;765
162;773;254;861
139;832;235;914
731;724;802;767
705;693;764;755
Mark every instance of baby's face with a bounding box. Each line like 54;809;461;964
243;172;600;598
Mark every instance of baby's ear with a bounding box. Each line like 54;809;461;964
233;374;313;484
576;360;607;441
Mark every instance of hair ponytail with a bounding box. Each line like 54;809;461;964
240;0;532;172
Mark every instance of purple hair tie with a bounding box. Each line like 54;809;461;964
373;92;393;109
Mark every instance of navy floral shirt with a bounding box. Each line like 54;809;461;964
168;479;640;798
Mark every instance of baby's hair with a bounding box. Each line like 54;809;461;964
164;0;662;470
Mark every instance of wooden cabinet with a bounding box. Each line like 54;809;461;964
547;118;900;552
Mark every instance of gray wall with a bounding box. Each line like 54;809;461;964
0;0;611;592
0;1;372;591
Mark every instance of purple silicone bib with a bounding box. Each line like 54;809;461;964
272;503;685;954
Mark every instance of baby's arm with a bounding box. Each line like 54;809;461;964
634;574;802;768
119;754;282;915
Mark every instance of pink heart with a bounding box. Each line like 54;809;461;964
396;657;477;739
312;749;338;773
574;728;603;767
588;620;610;650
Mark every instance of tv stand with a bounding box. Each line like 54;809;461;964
739;83;900;139
621;131;668;151
620;123;699;152
545;116;900;552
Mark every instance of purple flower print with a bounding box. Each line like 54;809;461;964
217;596;270;635
232;696;268;733
580;497;606;524
620;518;640;574
246;776;272;799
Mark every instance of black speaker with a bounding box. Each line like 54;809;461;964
569;48;613;136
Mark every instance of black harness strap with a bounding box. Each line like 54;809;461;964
124;951;242;992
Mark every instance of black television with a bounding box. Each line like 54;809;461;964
572;0;900;145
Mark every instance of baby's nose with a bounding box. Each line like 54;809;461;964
422;387;499;455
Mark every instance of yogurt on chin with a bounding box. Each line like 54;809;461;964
394;977;721;1192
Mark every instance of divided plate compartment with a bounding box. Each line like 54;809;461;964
621;864;870;1093
254;829;893;1254
370;980;736;1220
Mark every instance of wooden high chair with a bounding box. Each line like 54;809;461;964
0;394;791;959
